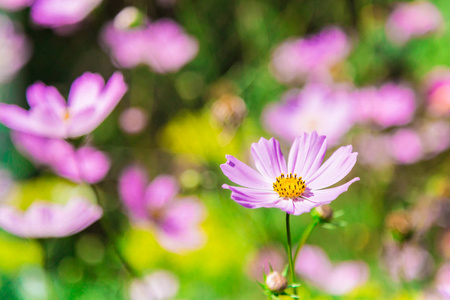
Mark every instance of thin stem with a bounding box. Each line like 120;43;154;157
293;219;318;262
91;185;141;278
285;213;297;295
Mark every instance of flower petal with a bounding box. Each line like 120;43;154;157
145;175;179;210
307;177;360;205
307;145;358;190
222;184;280;209
287;131;327;181
251;137;286;181
67;72;105;114
26;82;66;111
118;166;148;220
220;155;272;190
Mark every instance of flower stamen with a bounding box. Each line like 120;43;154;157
273;173;306;198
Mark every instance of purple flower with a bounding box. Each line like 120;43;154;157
0;15;31;83
271;27;350;84
129;270;179;300
353;83;416;128
388;128;424;165
30;0;102;29
12;132;110;184
425;68;450;117
263;84;355;146
0;197;102;238
101;18;198;73
295;245;369;295
383;242;433;282
221;131;359;215
386;1;443;45
118;166;206;253
0;71;127;139
0;0;33;11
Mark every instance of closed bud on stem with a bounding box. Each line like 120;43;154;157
265;271;288;293
313;205;333;223
385;211;413;242
114;7;145;30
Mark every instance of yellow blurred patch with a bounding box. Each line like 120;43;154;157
0;231;42;273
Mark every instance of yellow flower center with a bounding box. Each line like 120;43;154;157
63;110;70;121
273;173;306;198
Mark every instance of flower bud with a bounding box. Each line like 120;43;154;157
386;211;413;242
114;7;145;30
265;271;288;293
313;205;333;223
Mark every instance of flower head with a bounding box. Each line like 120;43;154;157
101;18;198;73
263;83;354;146
295;245;369;295
271;26;350;84
0;15;31;83
129;270;179;300
386;1;443;45
118;166;206;253
425;68;450;117
0;197;102;238
0;0;33;11
30;0;102;28
12;132;110;184
0;71;127;139
221;132;359;215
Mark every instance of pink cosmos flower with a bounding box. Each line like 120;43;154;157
221;131;359;215
0;197;102;238
425;68;450;117
118;166;206;253
101;18;199;73
0;0;33;11
263;84;355;146
0;71;127;139
388;129;424;165
12;132;110;184
353;83;416;128
386;1;443;45
30;0;102;28
295;245;369;295
436;264;450;300
271;27;351;84
0;15;31;83
383;242;433;282
129;270;179;300
419;121;450;157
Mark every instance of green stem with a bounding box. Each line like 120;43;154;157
285;213;297;295
293;219;318;262
91;185;140;278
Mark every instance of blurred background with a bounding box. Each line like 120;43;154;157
0;0;449;299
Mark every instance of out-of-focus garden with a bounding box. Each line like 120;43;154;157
0;0;449;299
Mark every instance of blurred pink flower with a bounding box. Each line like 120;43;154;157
418;121;450;157
355;134;392;168
101;18;199;73
118;166;206;253
383;242;433;282
0;15;31;83
353;83;416;128
129;270;179;300
12;132;110;184
295;245;369;295
386;1;443;45
436;264;450;300
246;246;286;281
0;0;33;11
425;68;450;117
221;131;359;215
388;128;424;164
0;197;102;238
119;107;148;134
263;83;355;146
0;71;127;139
271;26;351;84
30;0;102;28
